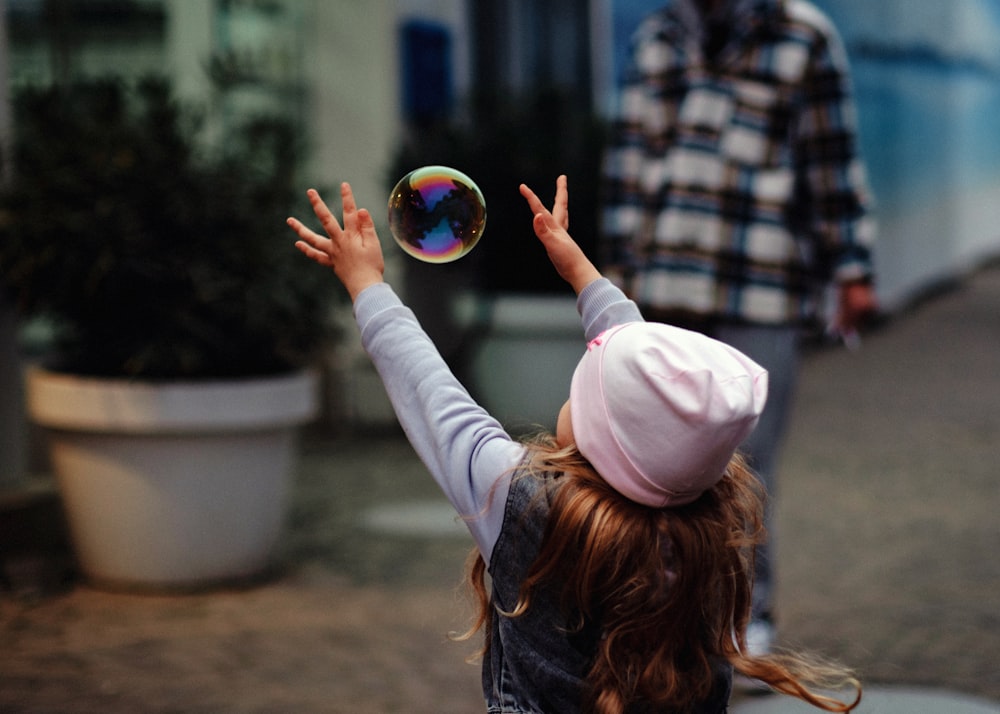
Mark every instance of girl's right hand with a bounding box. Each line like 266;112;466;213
519;176;601;295
287;183;385;301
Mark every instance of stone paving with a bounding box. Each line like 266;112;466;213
2;265;999;712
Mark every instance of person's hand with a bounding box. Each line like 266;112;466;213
287;183;385;301
519;176;601;295
830;280;878;348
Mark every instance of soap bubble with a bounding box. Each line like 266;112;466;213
387;166;486;263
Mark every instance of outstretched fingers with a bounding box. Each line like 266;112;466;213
336;182;360;236
519;174;568;229
550;174;569;230
287;186;347;268
288;184;361;264
520;177;600;294
519;182;547;217
288;184;386;299
292;239;333;267
520;183;569;248
287;215;333;267
302;188;338;237
354;206;379;247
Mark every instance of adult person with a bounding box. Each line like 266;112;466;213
600;0;878;655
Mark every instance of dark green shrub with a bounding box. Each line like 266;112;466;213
0;77;337;379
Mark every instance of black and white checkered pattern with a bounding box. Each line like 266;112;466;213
602;0;875;326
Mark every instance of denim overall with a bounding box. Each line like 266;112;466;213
483;472;732;713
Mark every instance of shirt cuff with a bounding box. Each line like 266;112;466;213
353;282;404;331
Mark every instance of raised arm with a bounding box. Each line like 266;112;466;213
521;176;642;338
519;176;602;295
287;182;524;560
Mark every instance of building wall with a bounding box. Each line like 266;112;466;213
302;1;396;212
10;0;999;314
608;0;1000;310
1;0;473;431
806;0;1000;308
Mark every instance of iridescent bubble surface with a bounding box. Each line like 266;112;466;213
387;166;486;263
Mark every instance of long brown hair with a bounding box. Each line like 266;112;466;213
462;438;861;713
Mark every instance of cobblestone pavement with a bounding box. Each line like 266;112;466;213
2;266;999;713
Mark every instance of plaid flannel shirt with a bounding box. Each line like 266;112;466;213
601;0;875;326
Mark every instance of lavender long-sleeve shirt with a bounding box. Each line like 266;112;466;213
353;277;642;561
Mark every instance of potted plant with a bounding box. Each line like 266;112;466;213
0;77;338;590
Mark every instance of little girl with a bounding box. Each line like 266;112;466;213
287;176;861;713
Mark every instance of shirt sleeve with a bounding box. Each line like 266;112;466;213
352;279;640;561
578;277;644;340
353;282;526;560
598;22;663;276
793;17;876;284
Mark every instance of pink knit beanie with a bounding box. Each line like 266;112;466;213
569;322;768;507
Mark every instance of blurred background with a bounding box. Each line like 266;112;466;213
0;2;998;711
1;0;999;434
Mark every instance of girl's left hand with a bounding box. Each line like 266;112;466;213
520;176;601;295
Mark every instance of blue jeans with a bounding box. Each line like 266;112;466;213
714;324;800;622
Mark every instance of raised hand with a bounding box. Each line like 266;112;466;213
287;183;385;300
519;176;601;295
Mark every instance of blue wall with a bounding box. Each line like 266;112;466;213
813;0;1000;305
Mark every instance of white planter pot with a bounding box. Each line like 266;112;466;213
25;367;319;590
